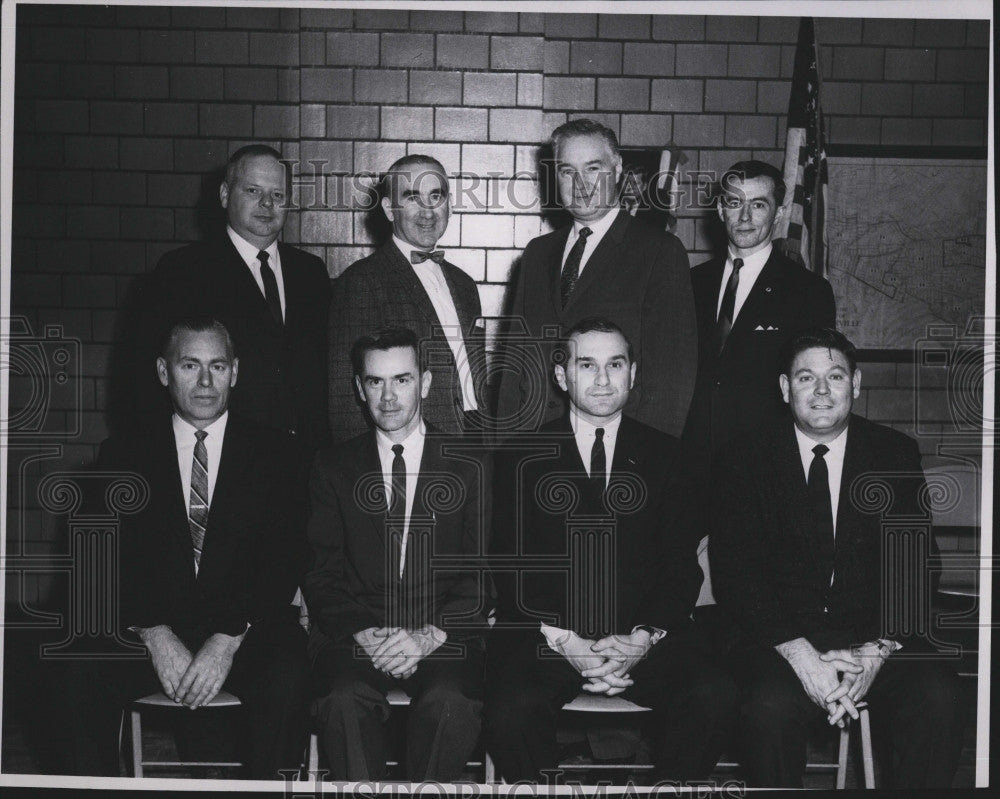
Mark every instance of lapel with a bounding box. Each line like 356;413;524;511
564;209;630;314
725;248;782;344
277;243;304;333
609;415;642;477
545;226;574;319
700;259;727;328
440;265;476;339
218;234;283;336
354;432;392;545
382;242;439;328
153;419;193;560
835;418;866;554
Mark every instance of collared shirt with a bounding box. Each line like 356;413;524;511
172;411;229;574
715;243;772;322
793;424;848;536
560;206;621;278
569;408;623;487
228;226;285;321
392;236;478;412
375;420;427;579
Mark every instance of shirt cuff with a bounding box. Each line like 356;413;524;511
632;624;666;645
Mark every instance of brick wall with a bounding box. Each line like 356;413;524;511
7;7;989;603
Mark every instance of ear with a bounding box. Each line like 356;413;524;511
772;198;787;227
554;364;568;393
380;195;394;223
628;361;637;390
354;375;366;403
717;198;726;223
852;367;862;399
219;181;230;209
419;369;432;399
779;373;790;404
230;357;239;388
156;357;169;388
613;154;623;184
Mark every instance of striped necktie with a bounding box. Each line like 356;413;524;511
189;429;209;568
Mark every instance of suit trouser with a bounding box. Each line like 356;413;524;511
310;637;485;781
52;614;310;779
483;627;739;783
733;645;965;788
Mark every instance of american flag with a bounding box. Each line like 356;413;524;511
776;17;827;276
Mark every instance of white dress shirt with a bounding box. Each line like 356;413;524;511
392;236;478;412
793;424;848;535
715;243;772;322
560;206;621;278
172;411;229;574
228;226;285;321
375;421;426;579
569;409;622;486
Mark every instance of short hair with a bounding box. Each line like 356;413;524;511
556;316;634;365
719;160;786;207
224;144;284;186
350;326;425;377
160;317;235;360
779;327;858;376
550;118;620;161
379;154;448;203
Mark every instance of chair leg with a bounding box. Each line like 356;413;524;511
130;709;143;778
484;752;495;784
308;733;318;779
836;725;850;789
859;707;875;789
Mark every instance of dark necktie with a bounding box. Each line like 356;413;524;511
189;430;209;568
715;257;743;352
807;443;835;559
389;444;406;580
590;427;606;495
258;250;283;325
560;226;592;308
411;249;445;264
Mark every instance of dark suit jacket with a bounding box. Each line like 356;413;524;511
709;414;936;652
496;211;698;438
327;242;487;443
98;413;306;641
686;248;835;462
141;234;331;451
304;426;489;647
491;415;702;639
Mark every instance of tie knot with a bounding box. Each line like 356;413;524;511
392;444;404;457
195;430;208;442
732;257;744;271
411;249;444;265
812;443;829;458
257;250;269;265
594;427;605;441
578;227;593;240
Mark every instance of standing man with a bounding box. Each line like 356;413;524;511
496;119;697;438
686;160;835;471
306;327;487;781
486;318;737;783
710;328;963;788
143;144;331;454
63;318;310;778
328;155;486;443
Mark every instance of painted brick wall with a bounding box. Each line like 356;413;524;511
7;7;989;603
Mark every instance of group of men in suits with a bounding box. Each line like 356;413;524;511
58;119;962;788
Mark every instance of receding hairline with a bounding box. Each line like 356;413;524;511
162;324;235;362
358;344;421;375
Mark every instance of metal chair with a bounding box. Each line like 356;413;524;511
124;691;243;778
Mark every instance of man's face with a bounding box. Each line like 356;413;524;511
780;347;861;443
717;174;785;257
554;330;636;425
381;163;450;250
355;346;431;442
157;328;238;429
220;154;288;249
555;134;623;224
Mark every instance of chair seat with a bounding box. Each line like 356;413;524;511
561;694;651;713
132;691;242;709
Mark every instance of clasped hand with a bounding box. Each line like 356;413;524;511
354;625;446;680
547;629;652;696
141;625;244;710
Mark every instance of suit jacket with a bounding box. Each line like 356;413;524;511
98;413;306;641
496;211;698;438
141;234;331;451
491;415;702;639
328;242;487;444
686;248;835;462
709;414;936;652
304;426;489;647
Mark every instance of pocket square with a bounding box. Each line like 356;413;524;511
755;324;765;331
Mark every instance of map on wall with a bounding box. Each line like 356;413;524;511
825;157;987;350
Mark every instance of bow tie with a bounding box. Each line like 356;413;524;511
411;250;445;265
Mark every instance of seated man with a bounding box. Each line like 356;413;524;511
710;327;964;788
62;318;310;778
485;317;737;783
305;327;487;781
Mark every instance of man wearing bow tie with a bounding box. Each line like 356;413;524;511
140;145;331;456
328;156;486;443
